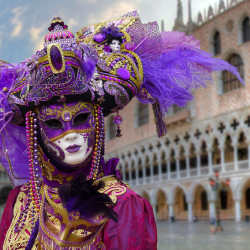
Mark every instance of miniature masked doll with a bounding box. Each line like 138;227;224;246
0;11;244;250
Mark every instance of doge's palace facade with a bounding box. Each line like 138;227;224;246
105;0;250;222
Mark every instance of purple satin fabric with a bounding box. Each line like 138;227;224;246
101;157;121;180
100;188;157;250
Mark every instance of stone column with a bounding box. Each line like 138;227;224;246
176;157;180;179
185;154;190;177
168;203;174;222
143;166;146;184
232;143;239;171
122;164;126;182
219;146;225;172
209;200;216;220
135;166;139;186
167;160;171;180
196;151;201;176
158;161;162;182
187;202;193;222
150;163;154;183
235;199;242;222
208;150;213;174
129;166;132;186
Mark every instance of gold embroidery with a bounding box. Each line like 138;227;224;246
38;185;109;248
98;176;127;204
37;102;94;121
105;51;142;89
3;186;40;250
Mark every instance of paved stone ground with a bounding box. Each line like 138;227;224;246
157;221;249;250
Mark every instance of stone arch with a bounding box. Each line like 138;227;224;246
141;190;151;202
171;185;188;221
218;181;234;220
168;183;187;203
150;187;168;205
190;183;210;220
237;131;248;162
234;175;250;200
156;189;168;220
188;181;211;201
224;133;234;164
240;178;250;217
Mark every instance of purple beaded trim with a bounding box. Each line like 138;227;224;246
100;74;136;95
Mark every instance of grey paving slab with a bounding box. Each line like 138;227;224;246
157;221;250;250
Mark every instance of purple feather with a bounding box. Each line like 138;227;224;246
58;173;118;222
80;44;98;81
139;45;244;113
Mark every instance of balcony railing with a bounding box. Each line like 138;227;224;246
126;159;250;187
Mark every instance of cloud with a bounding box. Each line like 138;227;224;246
68;18;78;31
29;26;44;52
87;1;136;24
10;6;26;38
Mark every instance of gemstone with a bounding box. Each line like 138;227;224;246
63;111;71;121
50;45;62;70
113;115;123;125
117;68;130;80
93;33;104;43
125;41;136;51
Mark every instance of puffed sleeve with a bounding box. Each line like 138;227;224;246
0;185;21;250
101;189;157;250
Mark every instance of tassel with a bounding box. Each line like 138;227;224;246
25;218;39;250
152;101;167;138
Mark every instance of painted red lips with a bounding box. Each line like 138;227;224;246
65;144;81;153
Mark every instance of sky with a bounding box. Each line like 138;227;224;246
0;0;216;63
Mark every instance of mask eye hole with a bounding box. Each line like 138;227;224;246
73;113;90;126
44;119;63;129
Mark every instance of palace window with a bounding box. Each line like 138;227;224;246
213;32;221;55
243;17;250;43
138;103;149;126
222;54;243;93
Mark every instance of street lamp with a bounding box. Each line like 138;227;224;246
208;168;230;233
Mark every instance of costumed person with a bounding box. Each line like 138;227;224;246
0;11;244;250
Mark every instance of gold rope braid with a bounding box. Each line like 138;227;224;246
3;188;40;250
